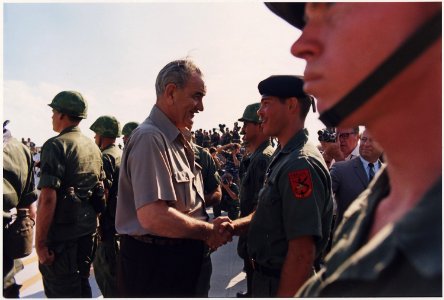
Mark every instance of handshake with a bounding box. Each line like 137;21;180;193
205;216;237;251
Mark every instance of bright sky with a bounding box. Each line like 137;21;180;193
3;1;326;147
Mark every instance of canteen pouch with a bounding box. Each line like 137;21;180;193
4;208;35;259
54;187;81;224
90;182;106;214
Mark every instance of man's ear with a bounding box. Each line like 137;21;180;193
287;97;299;114
165;83;176;105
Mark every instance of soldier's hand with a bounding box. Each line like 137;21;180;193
37;245;55;265
206;217;233;250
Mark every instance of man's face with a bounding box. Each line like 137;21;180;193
241;121;260;149
336;128;359;157
171;73;206;129
51;109;62;132
257;97;288;138
94;133;101;147
359;130;383;162
291;3;434;115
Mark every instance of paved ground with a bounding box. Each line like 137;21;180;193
15;210;247;298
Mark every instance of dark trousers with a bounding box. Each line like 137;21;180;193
117;235;205;297
243;258;254;295
39;233;97;298
92;239;118;297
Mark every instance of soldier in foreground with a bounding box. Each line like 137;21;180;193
36;91;104;297
266;2;442;296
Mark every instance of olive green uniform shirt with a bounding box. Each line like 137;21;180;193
298;168;442;297
38;126;104;242
3;135;38;212
100;144;122;238
237;140;274;259
193;144;221;196
247;129;333;270
239;140;274;217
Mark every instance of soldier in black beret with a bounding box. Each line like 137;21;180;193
222;75;333;297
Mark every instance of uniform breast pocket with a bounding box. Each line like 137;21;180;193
173;170;194;206
258;178;280;208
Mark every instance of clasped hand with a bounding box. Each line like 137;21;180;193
206;216;235;251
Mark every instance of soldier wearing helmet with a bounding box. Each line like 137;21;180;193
122;121;139;146
90;115;122;297
266;2;442;297
234;102;274;297
35;91;105;297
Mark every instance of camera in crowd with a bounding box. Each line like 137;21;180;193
219;124;226;132
318;128;337;143
223;178;229;185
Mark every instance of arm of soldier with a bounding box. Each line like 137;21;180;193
137;200;232;250
221;211;255;236
35;187;56;265
277;236;316;297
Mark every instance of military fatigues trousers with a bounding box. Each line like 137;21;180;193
92;236;119;298
39;233;97;298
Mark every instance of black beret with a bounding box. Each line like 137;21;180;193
258;75;316;112
264;2;306;30
258;75;307;99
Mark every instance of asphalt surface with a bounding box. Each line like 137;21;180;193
15;210;247;298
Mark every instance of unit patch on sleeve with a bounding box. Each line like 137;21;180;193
288;169;313;199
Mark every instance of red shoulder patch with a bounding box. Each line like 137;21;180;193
288;169;313;199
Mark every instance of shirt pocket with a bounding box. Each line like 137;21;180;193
173;170;194;208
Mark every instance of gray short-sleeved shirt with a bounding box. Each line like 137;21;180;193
116;105;206;236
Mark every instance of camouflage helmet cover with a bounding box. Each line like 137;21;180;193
90;115;121;138
48;91;88;119
122;121;139;136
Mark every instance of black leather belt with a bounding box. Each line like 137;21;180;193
129;234;195;246
250;258;281;278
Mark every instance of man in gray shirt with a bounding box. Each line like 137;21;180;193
116;59;231;297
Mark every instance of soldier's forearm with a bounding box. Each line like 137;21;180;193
36;188;57;247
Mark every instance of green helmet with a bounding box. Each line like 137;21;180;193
90;115;121;138
122;121;139;136
238;103;261;124
48;91;88;119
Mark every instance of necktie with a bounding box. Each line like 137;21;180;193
368;162;375;182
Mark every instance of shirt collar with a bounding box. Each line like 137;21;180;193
59;125;80;135
148;105;180;143
279;128;308;154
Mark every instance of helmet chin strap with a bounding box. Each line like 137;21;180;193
319;11;442;127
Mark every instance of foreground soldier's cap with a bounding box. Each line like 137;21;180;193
265;2;306;30
238;103;261;124
90;115;121;138
48;91;88;119
122;121;139;136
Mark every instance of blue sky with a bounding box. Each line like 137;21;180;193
3;2;325;147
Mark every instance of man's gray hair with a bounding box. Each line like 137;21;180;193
155;59;203;98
